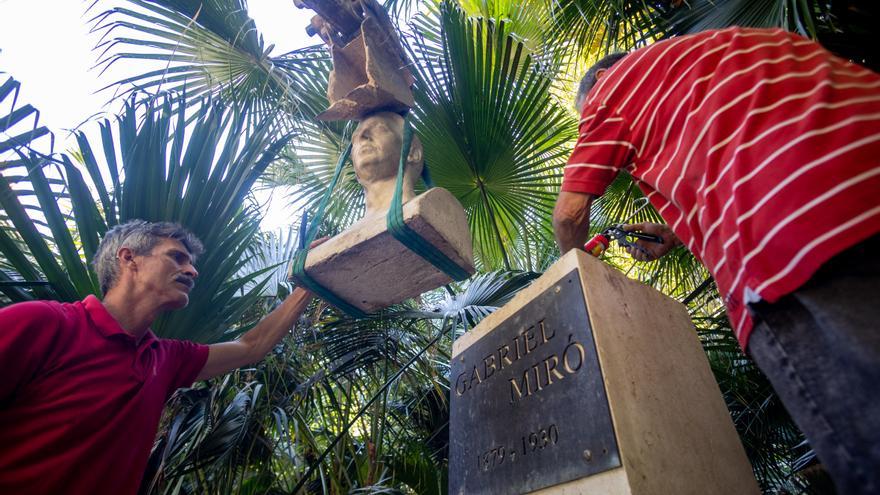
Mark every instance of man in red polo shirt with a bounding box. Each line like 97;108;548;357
0;220;319;494
553;27;880;493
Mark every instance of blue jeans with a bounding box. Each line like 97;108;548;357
748;235;880;494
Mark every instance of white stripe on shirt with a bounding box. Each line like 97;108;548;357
667;61;836;229
649;46;828;189
576;140;638;151
564;163;619;171
682;82;880;236
658;49;830;219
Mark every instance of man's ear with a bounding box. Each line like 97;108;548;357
595;68;607;81
117;247;136;272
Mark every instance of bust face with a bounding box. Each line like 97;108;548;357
351;112;404;184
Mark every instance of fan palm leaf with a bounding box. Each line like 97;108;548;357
547;0;668;62
235;227;299;298
406;1;577;270
91;0;331;124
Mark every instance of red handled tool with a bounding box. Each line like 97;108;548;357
584;199;663;258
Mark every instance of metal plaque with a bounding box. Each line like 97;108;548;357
449;270;620;495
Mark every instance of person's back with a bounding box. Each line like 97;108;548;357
565;26;880;344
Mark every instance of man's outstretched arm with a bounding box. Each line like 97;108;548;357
196;287;313;381
553;191;595;253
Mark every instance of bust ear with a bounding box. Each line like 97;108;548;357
407;135;424;165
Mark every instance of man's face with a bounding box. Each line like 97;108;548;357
131;238;198;310
351;113;403;183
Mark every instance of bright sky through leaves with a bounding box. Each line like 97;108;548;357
0;0;316;231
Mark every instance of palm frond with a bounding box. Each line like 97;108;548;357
91;0;332;124
0;77;90;303
406;1;577;270
235;227;299;299
547;0;669;61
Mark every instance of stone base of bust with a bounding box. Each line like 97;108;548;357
295;187;475;313
451;251;759;495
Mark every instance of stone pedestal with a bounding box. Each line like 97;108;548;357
449;250;758;495
294;187;474;313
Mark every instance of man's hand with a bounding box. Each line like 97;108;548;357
620;223;681;261
553;191;595;253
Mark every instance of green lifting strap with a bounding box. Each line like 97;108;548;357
291;143;369;318
386;117;471;281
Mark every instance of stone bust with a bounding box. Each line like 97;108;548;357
351;111;424;219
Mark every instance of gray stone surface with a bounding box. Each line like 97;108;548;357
296;187;474;312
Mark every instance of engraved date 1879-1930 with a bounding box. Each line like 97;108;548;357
477;424;560;473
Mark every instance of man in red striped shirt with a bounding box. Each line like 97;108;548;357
553;27;879;493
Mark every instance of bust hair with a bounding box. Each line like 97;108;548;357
93;220;204;295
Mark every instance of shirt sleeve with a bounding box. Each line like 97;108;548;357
163;339;210;392
0;301;62;402
562;103;637;196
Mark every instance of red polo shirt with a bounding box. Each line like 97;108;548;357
0;296;209;494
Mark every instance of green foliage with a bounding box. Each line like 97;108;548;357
1;76;98;302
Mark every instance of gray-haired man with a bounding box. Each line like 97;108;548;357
0;220;318;494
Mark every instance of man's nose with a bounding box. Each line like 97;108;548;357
184;264;199;279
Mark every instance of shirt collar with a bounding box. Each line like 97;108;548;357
82;295;157;345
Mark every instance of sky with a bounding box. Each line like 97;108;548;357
0;0;317;231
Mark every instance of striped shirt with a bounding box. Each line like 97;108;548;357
563;27;880;348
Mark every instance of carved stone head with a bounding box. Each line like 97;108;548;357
351;111;424;217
